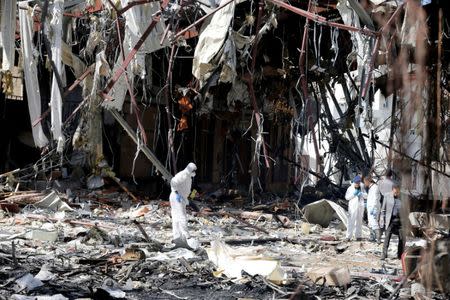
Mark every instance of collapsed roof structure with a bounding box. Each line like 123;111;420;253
1;0;449;197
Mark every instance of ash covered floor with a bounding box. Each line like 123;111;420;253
0;187;433;300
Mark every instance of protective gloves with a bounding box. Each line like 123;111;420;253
175;193;183;203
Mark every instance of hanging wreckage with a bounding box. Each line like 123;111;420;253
0;0;450;298
0;0;448;196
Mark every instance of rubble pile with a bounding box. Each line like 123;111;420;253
0;184;444;299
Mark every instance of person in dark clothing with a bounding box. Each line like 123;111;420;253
380;183;404;260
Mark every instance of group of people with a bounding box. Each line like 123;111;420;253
345;170;405;259
168;163;405;260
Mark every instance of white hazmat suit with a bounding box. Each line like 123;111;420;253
366;183;381;231
345;179;366;240
169;163;197;242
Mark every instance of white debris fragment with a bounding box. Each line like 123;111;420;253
100;279;126;298
49;0;65;149
147;248;197;261
35;264;56;282
15;273;44;292
206;240;286;284
34;191;73;212
1;0;17;71
192;0;237;85
18;3;49;148
25;228;58;242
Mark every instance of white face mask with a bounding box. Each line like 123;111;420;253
191;172;196;177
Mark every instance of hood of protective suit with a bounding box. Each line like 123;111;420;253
186;162;197;177
170;162;197;199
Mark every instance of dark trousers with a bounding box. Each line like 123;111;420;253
382;217;404;259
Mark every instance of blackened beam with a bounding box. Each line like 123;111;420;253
281;155;342;189
387;91;397;166
109;109;173;182
314;83;365;167
267;0;378;37
355;70;372;166
318;100;366;168
339;76;371;166
133;220;153;243
105;0;157;15
105;0;120;12
119;0;158;15
360;36;380;100
100;16;161;100
321;82;363;160
362;134;450;179
356;128;371;167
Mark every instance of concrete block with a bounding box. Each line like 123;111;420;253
307;267;351;286
26;229;58;242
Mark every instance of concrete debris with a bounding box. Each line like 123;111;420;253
1;183;421;298
15;273;44;292
35;265;56;282
307;266;351;286
303;199;337;227
25;228;58;243
34;191;73;212
409;212;450;231
304;199;370;236
86;175;104;190
99;278;126;299
411;282;427;298
206;240;286;284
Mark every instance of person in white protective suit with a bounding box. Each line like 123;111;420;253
345;175;366;241
364;175;382;243
169;163;197;248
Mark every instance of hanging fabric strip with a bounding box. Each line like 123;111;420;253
49;0;65;151
1;0;17;71
19;5;49;148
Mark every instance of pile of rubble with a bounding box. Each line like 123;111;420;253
0;184;447;299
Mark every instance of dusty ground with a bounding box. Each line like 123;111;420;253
0;192;444;299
